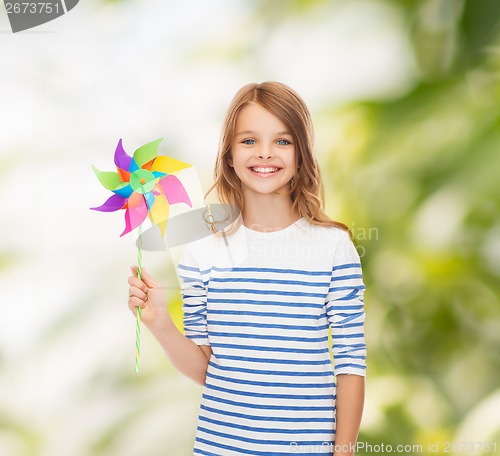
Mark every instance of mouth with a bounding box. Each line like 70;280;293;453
248;166;283;176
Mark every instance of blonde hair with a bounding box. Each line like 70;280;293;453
204;81;351;236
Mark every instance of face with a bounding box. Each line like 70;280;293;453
229;102;296;198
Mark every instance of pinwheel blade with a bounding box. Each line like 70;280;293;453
149;194;170;237
117;168;131;182
152;171;166;179
144;191;156;210
90;194;126;212
128;191;145;209
158;174;192;207
133;138;163;168
121;193;148;237
114;139;132;172
142;159;155;171
151;156;191;174
113;183;133;198
91;166;123;191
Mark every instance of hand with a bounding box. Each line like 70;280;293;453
128;266;169;328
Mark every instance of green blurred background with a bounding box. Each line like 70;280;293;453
0;0;499;455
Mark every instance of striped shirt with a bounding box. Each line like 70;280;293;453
178;217;366;456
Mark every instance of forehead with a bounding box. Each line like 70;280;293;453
235;103;290;134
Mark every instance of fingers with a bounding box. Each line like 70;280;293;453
129;285;147;301
128;266;148;315
127;265;162;319
128;295;146;308
128;275;148;293
140;267;161;288
128;295;146;316
129;265;159;289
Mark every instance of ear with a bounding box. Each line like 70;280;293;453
228;154;233;167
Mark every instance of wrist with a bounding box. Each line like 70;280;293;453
145;308;172;334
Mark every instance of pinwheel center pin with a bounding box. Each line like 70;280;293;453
130;169;156;194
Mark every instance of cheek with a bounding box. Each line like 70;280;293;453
229;146;245;168
287;148;297;169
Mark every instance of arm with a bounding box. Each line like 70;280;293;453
128;265;212;386
334;374;365;456
326;232;367;453
148;310;212;386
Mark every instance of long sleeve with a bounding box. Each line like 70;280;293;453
177;245;210;346
326;231;367;376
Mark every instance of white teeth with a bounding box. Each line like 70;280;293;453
251;167;279;173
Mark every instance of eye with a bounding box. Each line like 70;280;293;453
276;139;291;146
242;139;256;145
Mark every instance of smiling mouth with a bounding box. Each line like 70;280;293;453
248;166;282;174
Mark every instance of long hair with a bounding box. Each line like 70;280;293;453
204;81;351;237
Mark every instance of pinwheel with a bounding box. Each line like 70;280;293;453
91;138;192;372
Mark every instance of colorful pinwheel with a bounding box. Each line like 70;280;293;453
90;138;192;236
90;138;192;372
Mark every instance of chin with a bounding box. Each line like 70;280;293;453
243;184;291;196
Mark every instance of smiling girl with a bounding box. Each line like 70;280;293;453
128;82;367;455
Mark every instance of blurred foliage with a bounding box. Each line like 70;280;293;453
322;0;500;452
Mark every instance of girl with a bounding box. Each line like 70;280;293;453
128;82;366;456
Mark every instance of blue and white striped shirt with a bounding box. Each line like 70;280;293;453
178;217;366;456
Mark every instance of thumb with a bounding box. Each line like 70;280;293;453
130;265;139;277
140;267;160;288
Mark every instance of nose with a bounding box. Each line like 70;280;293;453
257;144;273;160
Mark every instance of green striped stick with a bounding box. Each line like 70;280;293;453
135;225;143;373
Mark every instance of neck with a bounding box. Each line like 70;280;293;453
241;189;300;232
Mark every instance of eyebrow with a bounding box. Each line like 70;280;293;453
235;130;292;137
